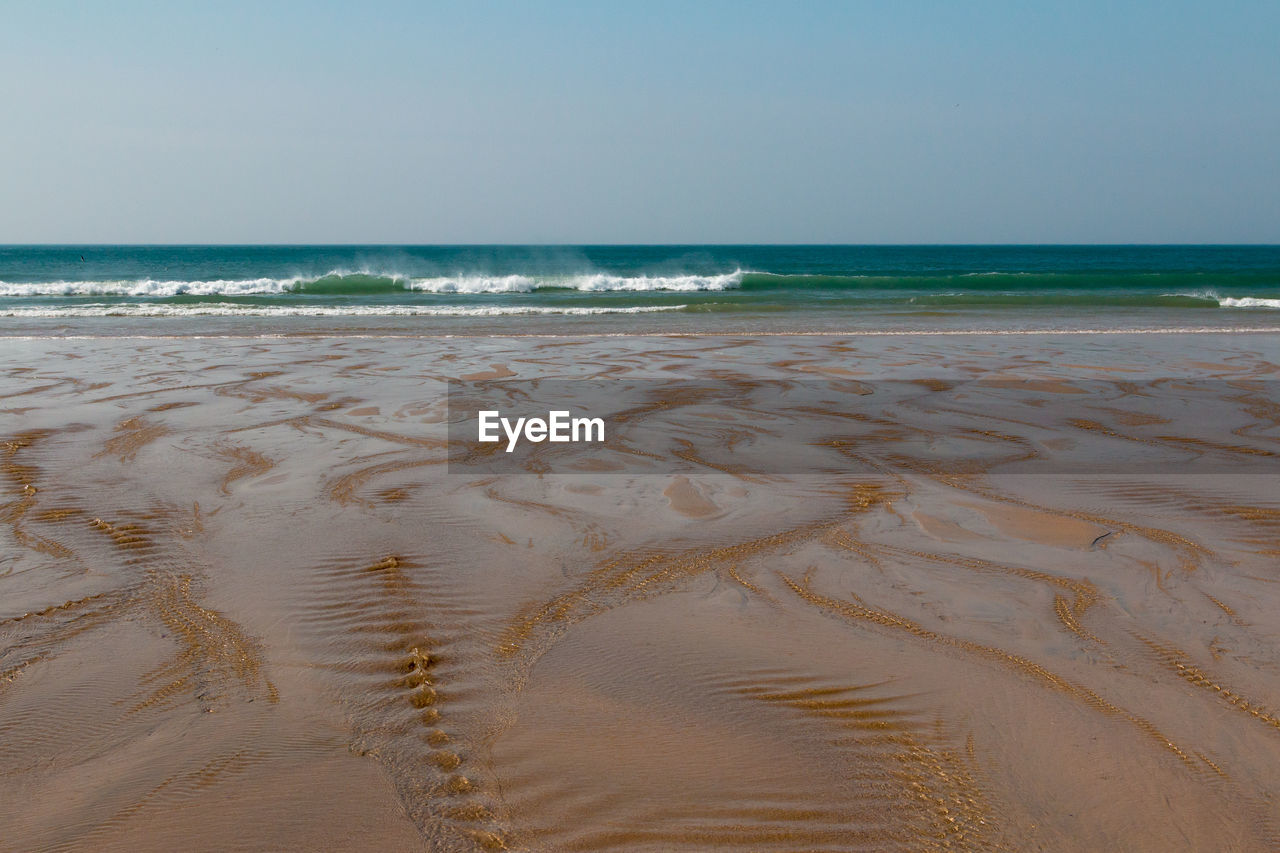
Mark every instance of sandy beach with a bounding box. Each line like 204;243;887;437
4;332;1280;851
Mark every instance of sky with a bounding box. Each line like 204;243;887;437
2;1;1278;244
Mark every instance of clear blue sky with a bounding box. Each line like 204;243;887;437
2;1;1277;243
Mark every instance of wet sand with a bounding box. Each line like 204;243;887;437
3;333;1280;851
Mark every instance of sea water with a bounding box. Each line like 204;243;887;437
2;244;1278;335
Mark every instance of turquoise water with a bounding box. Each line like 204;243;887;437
2;245;1279;332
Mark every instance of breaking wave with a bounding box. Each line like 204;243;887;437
0;271;745;297
1216;296;1280;309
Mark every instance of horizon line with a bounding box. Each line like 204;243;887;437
3;242;1279;249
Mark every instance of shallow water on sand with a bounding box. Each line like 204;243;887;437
3;333;1280;851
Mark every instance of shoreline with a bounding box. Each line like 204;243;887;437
8;325;1280;339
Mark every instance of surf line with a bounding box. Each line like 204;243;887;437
478;410;605;452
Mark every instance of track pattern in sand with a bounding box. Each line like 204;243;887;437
3;334;1280;850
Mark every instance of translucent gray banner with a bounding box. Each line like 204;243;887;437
445;378;1280;476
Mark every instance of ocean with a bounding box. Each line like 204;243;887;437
2;244;1279;335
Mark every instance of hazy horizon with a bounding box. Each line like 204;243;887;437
5;242;1280;247
4;1;1278;244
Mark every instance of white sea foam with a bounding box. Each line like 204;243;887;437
0;278;302;297
389;271;744;292
0;303;688;318
1216;296;1280;309
405;275;538;293
0;270;744;296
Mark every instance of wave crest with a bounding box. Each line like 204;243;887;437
0;277;299;298
1216;296;1280;309
0;270;745;297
